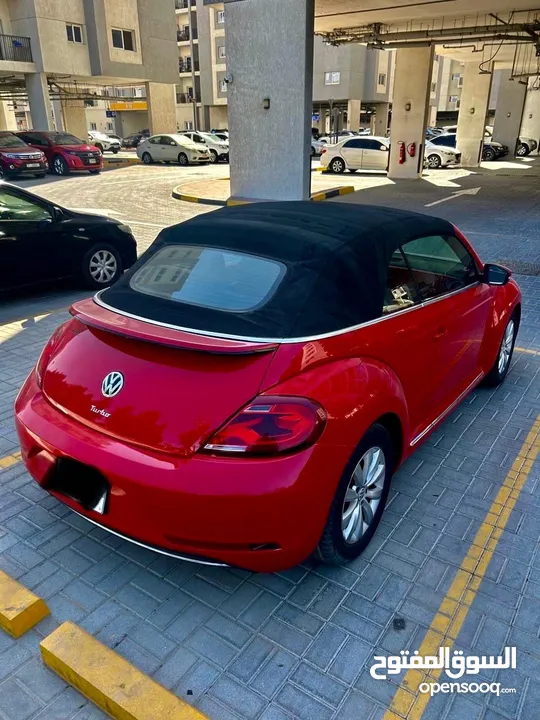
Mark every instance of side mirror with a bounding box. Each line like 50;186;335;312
483;263;511;286
38;217;53;229
52;206;63;222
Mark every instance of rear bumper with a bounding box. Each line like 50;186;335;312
15;372;345;572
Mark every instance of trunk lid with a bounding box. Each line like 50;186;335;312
42;300;278;456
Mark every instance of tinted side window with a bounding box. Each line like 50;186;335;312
0;189;51;221
435;135;455;147
363;139;385;150
401;235;479;301
383;248;420;315
342;139;364;149
148;136;162;144
20;133;48;146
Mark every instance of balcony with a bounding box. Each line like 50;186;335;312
178;58;199;74
176;92;200;104
0;34;32;63
175;0;189;9
177;27;197;42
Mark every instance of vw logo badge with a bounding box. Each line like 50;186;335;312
101;371;124;398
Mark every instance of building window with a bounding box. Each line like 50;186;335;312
90;122;97;131
218;45;226;59
324;71;340;85
378;73;386;86
66;23;83;43
449;95;459;103
112;28;135;51
106;122;113;131
457;76;463;88
219;79;227;93
217;10;225;23
185;120;194;130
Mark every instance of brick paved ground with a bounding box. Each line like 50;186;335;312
0;164;539;719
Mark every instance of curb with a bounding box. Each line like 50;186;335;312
41;622;209;720
0;570;50;637
102;157;141;170
171;184;355;206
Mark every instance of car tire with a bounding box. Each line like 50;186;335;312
483;311;519;387
316;423;394;565
209;149;218;164
516;142;529;157
329;157;346;173
427;154;442;169
483;148;496;161
112;147;119;154
95;143;104;154
349;168;358;173
81;244;123;290
52;155;69;175
310;146;316;157
178;152;189;166
142;152;153;165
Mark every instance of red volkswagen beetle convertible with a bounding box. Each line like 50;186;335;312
15;203;521;572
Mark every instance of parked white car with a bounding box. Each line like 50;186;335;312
136;134;210;166
424;140;461;169
320;135;389;173
311;139;327;156
88;131;121;154
178;131;229;163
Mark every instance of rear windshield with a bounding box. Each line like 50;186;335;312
129;246;285;312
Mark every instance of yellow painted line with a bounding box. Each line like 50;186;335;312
515;347;540;356
385;414;540;719
179;194;200;203
41;622;209;720
0;451;21;469
0;570;50;638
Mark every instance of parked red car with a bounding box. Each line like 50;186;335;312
15;203;521;572
16;131;103;175
0;131;47;178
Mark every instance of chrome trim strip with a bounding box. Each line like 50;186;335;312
68;507;227;566
410;371;484;447
94;282;481;345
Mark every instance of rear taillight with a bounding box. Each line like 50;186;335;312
35;320;85;388
202;396;327;456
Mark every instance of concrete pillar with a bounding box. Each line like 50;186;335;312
374;102;390;136
146;82;176;135
225;0;314;201
388;46;434;179
456;64;493;166
60;99;87;139
492;70;527;155
428;105;437;127
520;84;540;151
0;101;16;131
347;99;361;130
52;99;64;131
25;73;53;130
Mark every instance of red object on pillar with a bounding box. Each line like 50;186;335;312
398;141;406;164
407;142;416;157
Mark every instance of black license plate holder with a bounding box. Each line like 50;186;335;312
49;458;109;514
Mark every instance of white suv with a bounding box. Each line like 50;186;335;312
178;131;229;163
88;131;121;154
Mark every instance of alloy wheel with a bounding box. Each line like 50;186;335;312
427;154;441;169
516;143;528;157
88;249;118;284
178;153;188;166
330;158;345;173
341;447;385;544
498;320;515;375
53;157;66;175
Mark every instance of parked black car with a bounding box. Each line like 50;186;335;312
0;182;137;293
121;133;150;148
428;133;508;161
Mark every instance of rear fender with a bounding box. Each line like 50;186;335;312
262;357;410;469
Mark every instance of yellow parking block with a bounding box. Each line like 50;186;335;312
0;451;21;469
0;570;50;637
41;622;209;720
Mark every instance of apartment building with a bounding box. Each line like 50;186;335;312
175;1;423;135
0;0;178;138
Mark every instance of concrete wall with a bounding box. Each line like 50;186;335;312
520;85;540;143
363;49;392;103
312;36;365;102
0;0;12;32
176;104;193;130
146;81;176;134
115;110;148;136
209;104;227;129
492;69;526;153
104;0;142;66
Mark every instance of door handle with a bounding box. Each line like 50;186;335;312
433;326;447;340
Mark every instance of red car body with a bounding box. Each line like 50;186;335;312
0;131;48;178
16;131;103;175
14;204;521;572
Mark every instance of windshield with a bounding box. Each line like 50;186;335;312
48;133;84;145
203;133;227;143
0;134;27;148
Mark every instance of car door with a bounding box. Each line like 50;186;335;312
340;139;364;168
0;186;63;291
147;135;165;160
361;139;389;169
400;234;492;430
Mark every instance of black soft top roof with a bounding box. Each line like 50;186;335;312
100;201;456;340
